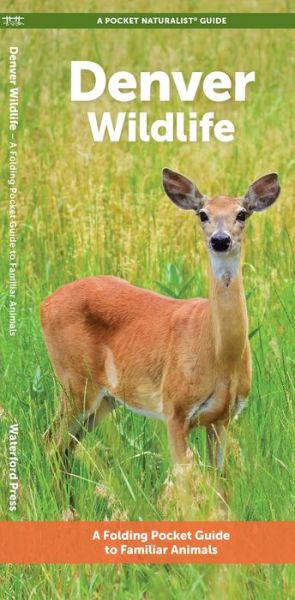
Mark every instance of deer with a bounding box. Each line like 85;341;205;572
41;168;280;488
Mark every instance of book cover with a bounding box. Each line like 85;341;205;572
1;1;294;596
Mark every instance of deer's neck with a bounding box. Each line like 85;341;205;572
208;250;248;364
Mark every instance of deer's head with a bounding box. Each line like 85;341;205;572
163;168;280;258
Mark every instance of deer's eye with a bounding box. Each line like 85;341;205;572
199;211;209;223
236;211;247;222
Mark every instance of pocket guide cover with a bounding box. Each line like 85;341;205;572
1;1;295;595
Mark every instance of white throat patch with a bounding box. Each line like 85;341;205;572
209;249;241;283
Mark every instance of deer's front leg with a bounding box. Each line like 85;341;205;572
166;415;191;464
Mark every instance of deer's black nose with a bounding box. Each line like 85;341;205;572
210;234;231;252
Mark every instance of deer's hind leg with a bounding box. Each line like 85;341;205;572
84;394;116;433
44;385;88;510
206;422;227;471
44;382;114;511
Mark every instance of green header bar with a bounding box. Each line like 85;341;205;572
1;13;295;29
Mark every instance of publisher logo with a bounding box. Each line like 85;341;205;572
8;423;19;512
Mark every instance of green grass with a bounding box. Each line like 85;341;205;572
1;0;295;597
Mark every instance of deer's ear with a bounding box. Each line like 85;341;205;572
244;173;280;212
162;168;205;212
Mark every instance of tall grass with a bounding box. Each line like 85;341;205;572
0;0;295;597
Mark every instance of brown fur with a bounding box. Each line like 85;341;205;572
41;169;280;476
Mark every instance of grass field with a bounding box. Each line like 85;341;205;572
1;0;295;597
